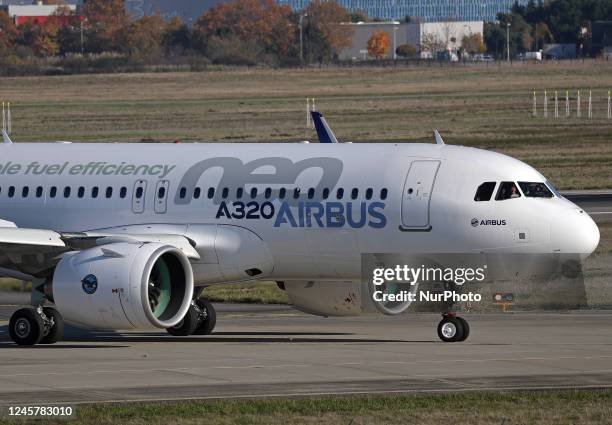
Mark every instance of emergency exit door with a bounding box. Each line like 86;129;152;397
401;160;440;230
132;180;147;214
155;180;170;214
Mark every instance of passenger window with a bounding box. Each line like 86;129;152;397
64;187;71;198
380;189;388;200
179;187;187;199
518;182;554;198
322;188;330;200
307;188;315;199
293;188;300;199
77;187;85;198
474;182;496;202
91;187;99;198
236;188;243;199
208;188;215;199
250;188;257;199
264;188;272;199
50;187;57;198
496;182;521;201
279;188;286;199
336;188;344;200
120;187;127;199
136;187;144;199
366;188;373;200
22;187;29;198
36;187;43;198
158;187;166;198
351;188;359;200
221;188;229;199
194;188;201;199
8;186;15;198
106;187;113;198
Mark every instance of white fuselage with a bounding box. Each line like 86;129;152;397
0;142;600;285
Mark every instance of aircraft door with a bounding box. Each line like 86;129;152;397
401;160;440;230
154;180;169;214
132;180;147;214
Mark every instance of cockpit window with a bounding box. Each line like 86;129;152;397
518;182;554;198
474;182;496;201
545;181;562;198
496;182;521;200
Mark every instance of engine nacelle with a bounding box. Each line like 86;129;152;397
283;280;415;317
52;242;194;330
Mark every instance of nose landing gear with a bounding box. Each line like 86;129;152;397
9;306;64;346
437;313;470;343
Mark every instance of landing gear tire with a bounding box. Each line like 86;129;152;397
166;304;199;336
193;299;216;335
40;307;64;345
437;316;466;343
455;317;470;342
9;308;44;346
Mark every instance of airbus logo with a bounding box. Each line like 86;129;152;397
471;218;507;227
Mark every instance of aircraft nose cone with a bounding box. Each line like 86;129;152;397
577;213;600;256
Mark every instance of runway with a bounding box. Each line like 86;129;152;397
1;304;612;405
0;190;609;405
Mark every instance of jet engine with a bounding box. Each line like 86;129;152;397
50;242;194;330
282;280;416;316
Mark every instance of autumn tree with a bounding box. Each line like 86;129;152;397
121;13;167;61
82;0;129;53
0;11;19;56
461;33;486;55
420;31;445;55
163;17;191;53
193;0;293;63
304;0;353;63
367;31;390;59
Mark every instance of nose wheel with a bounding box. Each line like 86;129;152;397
9;306;64;346
437;314;470;342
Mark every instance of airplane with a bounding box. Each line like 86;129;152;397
0;112;600;346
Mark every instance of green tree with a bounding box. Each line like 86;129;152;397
303;0;353;63
395;43;416;58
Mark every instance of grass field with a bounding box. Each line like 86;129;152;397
3;390;610;425
0;61;610;189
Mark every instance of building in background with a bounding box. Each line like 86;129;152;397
593;21;612;58
279;0;526;22
123;0;223;24
0;3;78;26
339;21;484;61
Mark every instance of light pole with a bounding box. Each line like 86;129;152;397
506;22;511;62
80;17;87;56
299;13;308;66
393;23;399;60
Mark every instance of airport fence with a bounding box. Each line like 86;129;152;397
532;90;612;119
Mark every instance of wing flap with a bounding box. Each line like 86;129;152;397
0;228;65;248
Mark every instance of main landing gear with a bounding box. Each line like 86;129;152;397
9;306;64;346
166;298;217;336
437;313;470;343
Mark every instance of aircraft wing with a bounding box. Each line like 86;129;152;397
0;220;200;278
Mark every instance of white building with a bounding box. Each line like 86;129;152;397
339;21;484;61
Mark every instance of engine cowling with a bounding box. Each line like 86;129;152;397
51;242;194;330
283;280;415;317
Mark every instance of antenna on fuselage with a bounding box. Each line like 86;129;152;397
434;130;445;145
